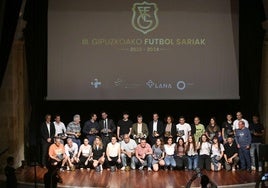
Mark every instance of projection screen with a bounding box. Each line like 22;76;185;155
47;0;239;100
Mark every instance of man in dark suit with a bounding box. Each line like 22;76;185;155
99;111;116;147
148;113;164;145
40;114;55;167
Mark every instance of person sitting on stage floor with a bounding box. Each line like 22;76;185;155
152;138;165;171
132;138;153;171
197;134;211;171
77;138;93;170
120;134;137;171
210;136;224;171
92;136;105;171
164;137;176;170
175;137;188;170
65;138;78;170
185;135;198;171
106;136;121;171
224;135;239;171
48;137;67;171
131;115;148;144
66;114;82;147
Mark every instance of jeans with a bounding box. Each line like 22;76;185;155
121;153;135;167
239;146;251;170
132;155;153;169
164;155;176;167
188;155;198;170
250;142;262;168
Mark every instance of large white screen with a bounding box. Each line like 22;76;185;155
47;0;239;100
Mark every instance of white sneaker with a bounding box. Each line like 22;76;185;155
258;167;263;172
232;167;236;171
100;165;103;171
87;168;90;171
147;167;152;171
121;166;125;171
66;166;70;171
138;166;144;170
251;166;256;171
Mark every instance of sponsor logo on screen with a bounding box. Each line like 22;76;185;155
132;1;159;35
91;78;102;88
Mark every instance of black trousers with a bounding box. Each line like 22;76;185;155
41;142;51;166
198;155;211;171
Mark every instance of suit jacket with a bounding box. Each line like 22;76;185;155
99;119;116;135
40;122;55;143
148;120;164;138
131;123;148;137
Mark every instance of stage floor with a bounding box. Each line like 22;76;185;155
15;166;261;188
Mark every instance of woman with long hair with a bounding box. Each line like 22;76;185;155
205;117;221;141
198;134;211;171
77;138;93;170
92;136;105;171
210;136;224;171
175;137;188;170
164;137;176;170
152;138;165;171
185;135;198;170
163;115;177;143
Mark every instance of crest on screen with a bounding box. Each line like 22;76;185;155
132;1;159;34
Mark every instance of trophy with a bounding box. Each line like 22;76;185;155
177;130;184;137
153;131;159;137
164;131;171;137
90;128;97;134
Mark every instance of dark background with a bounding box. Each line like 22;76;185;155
0;0;265;163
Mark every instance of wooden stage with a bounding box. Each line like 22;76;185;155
14;166;261;188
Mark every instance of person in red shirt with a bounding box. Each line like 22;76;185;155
131;138;153;171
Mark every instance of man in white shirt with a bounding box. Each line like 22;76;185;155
120;134;137;170
54;115;66;138
175;116;191;142
65;138;78;170
233;111;249;130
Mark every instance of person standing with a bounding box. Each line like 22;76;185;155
192;116;205;143
233;111;249;130
132;115;148;144
117;112;133;141
66;114;82;147
5;156;17;188
163;115;177;143
40;114;55;167
175;116;191;143
249;115;264;171
235;121;252;171
83;113;100;145
99;111;116;147
53;115;66;144
221;114;234;144
148;113;164;146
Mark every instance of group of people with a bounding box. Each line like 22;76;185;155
40;111;264;174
